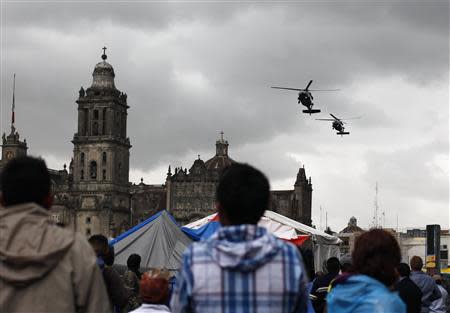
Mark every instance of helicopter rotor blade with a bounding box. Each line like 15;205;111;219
307;89;340;92
330;113;341;121
315;119;335;121
271;86;304;91
338;116;362;120
305;80;313;90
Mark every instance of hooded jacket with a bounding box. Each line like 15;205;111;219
0;203;111;313
327;274;406;313
171;224;309;313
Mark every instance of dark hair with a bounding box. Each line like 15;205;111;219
88;234;109;258
216;163;270;225
397;263;411;277
352;229;401;287
127;253;141;269
88;234;109;247
1;156;51;206
326;257;341;274
410;256;423;271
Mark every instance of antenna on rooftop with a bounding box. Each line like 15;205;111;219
372;182;379;228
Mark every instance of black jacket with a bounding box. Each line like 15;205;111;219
396;276;422;313
310;272;339;313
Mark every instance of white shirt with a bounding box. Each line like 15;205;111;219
129;303;171;313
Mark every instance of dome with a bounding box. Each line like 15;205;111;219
91;52;116;90
204;133;235;174
204;155;235;172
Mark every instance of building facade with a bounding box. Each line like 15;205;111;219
1;50;313;237
165;134;313;225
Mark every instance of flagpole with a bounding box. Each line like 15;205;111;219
11;73;16;132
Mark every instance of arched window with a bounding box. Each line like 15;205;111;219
102;152;107;164
80;153;85;165
90;161;97;180
93;122;99;136
102;108;107;134
102;169;106;180
80;169;84;180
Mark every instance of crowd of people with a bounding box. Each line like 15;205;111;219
0;156;448;313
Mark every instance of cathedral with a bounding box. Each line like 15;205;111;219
0;50;313;237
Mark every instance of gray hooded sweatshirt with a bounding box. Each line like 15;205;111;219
0;203;111;313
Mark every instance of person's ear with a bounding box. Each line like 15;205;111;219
217;202;230;226
42;193;53;209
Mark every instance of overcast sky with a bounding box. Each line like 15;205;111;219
1;0;448;231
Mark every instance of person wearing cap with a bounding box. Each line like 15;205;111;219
429;275;448;313
129;270;171;313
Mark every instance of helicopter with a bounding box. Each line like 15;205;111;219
315;113;361;136
271;80;339;115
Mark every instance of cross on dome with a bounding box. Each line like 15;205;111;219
101;46;107;60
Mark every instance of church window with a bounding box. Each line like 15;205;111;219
86;228;91;236
90;161;97;180
118;162;122;179
83;109;89;135
86;216;91;224
93;110;99;120
102;152;107;164
102;169;106;180
93;122;99;136
80;169;84;180
102;108;107;134
80;153;85;164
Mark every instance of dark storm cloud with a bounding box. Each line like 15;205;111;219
1;1;448;228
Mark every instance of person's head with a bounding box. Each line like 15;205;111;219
432;275;442;285
88;234;109;258
352;229;401;287
340;254;353;273
396;263;411;278
0;156;52;208
410;256;423;271
127;254;141;271
216;163;270;225
140;269;170;305
326;257;341;274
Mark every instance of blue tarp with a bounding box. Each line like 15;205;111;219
181;221;221;241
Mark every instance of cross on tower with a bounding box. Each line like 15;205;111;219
101;46;107;60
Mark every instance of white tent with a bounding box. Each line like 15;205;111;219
111;211;192;271
184;210;341;272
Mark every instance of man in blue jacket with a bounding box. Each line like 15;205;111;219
409;256;441;313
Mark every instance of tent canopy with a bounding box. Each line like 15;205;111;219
182;210;341;272
111;210;192;271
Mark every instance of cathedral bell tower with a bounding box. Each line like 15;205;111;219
1;74;28;164
71;48;131;237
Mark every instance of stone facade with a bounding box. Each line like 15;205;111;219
165;134;313;226
0;50;314;238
